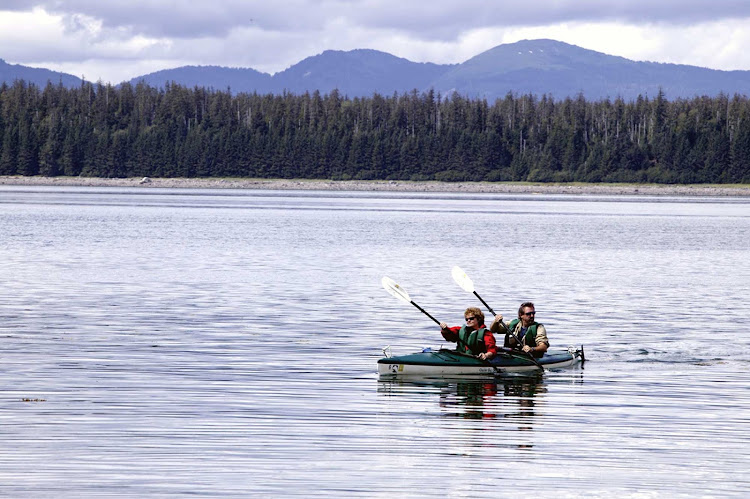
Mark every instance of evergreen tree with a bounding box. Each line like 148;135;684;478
0;79;748;184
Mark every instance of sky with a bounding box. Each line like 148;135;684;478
2;1;750;84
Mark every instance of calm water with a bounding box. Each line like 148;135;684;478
1;186;749;497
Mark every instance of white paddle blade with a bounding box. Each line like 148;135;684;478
451;265;474;292
381;276;411;304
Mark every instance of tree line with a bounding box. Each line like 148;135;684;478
1;79;749;183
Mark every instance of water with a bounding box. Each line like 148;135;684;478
1;186;748;497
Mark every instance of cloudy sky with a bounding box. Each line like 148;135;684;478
2;1;750;83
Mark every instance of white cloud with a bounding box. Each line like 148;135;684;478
19;1;750;38
509;20;750;71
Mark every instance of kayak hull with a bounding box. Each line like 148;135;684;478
378;346;584;376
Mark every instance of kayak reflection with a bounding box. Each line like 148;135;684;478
378;374;548;424
440;377;547;424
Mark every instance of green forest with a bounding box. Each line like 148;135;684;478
1;79;749;183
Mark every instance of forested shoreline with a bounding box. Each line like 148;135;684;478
1;79;749;183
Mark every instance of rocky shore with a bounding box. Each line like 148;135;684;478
1;175;749;196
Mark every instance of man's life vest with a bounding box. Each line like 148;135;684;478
505;318;539;348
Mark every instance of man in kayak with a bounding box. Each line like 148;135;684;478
439;307;497;360
490;302;549;357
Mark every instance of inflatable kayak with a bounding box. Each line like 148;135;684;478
378;346;584;376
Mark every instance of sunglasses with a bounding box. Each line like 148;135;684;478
523;311;536;316
465;316;477;322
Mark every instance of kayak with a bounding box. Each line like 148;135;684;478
378;346;585;376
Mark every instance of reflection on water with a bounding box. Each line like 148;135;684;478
1;186;749;496
381;375;549;424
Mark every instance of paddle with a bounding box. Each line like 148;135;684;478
450;266;543;369
381;276;501;372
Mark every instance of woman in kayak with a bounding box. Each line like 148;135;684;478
490;302;549;357
439;307;497;360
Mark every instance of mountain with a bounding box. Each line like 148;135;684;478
270;49;453;97
0;58;81;88
127;65;273;93
430;39;750;101
127;50;451;97
3;39;750;101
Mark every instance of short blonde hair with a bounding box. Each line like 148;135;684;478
464;307;484;325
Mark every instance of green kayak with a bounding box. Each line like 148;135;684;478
378;346;584;376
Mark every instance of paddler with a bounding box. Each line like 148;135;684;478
439;307;497;360
490;302;549;358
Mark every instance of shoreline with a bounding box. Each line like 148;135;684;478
1;175;749;197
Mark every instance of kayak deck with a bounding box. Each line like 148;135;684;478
378;346;584;376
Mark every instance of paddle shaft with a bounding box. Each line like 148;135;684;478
473;291;496;316
498;346;544;368
409;300;440;325
503;329;544;369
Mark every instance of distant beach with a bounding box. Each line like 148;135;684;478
1;175;749;196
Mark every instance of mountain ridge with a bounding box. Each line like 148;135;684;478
2;39;750;101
